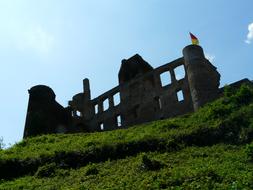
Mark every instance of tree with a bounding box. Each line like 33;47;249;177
0;137;5;150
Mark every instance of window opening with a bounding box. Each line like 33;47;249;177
117;115;122;127
174;65;185;80
103;99;109;111
158;98;162;109
177;90;184;102
76;111;82;117
160;71;171;87
94;104;98;114
113;92;120;106
100;123;104;130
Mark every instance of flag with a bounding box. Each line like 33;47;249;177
189;32;199;45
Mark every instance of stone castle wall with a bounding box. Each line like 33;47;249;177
23;45;221;137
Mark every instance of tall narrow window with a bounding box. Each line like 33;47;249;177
100;123;104;130
174;65;185;80
94;104;98;114
117;115;122;127
160;71;171;87
177;90;184;102
103;99;109;111
113;92;120;106
154;97;162;110
158;98;162;109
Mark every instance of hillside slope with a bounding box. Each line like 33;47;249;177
1;85;253;189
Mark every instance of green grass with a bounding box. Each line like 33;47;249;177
0;84;253;189
1;145;253;190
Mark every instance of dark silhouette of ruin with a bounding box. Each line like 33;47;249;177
23;45;252;138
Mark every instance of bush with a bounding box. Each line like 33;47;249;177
245;143;253;161
85;163;99;175
140;154;163;171
0;137;5;150
226;84;253;106
35;163;57;178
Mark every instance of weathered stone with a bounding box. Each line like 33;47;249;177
23;45;251;138
23;85;71;138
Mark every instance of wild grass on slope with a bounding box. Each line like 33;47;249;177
1;144;253;190
0;84;253;181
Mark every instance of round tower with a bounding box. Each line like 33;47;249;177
23;85;70;138
183;45;220;111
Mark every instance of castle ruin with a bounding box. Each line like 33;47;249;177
23;45;228;137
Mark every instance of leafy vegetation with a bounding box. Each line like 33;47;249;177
0;84;253;189
0;137;5;150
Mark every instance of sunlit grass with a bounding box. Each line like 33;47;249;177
0;84;253;189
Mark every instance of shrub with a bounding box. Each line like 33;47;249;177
85;163;99;175
140;154;163;171
0;137;5;150
234;85;253;105
245;143;253;161
35;163;57;178
227;85;253;106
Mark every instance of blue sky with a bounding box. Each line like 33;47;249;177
0;0;252;146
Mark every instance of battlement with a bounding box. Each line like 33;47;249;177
24;45;225;137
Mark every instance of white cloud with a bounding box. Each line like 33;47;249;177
205;53;215;63
245;22;253;44
17;25;55;55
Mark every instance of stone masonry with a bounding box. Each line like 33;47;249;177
23;45;226;137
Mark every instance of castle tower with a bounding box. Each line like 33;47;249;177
183;45;220;111
23;85;71;138
68;78;93;123
83;78;91;100
82;78;93;120
118;54;155;126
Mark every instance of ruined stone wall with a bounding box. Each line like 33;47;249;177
67;45;220;132
23;85;72;138
73;58;194;132
24;45;221;137
118;58;193;128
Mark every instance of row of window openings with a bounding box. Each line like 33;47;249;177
96;66;185;114
100;115;122;130
75;90;184;117
99;91;184;130
99;91;183;130
156;90;184;110
160;65;185;87
94;92;120;114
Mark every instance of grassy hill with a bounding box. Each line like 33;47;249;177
1;84;253;189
